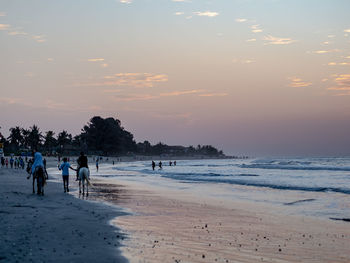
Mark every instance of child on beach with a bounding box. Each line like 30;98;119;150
58;157;76;193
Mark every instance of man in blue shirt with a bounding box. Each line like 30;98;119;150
58;157;76;192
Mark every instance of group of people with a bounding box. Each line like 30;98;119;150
1;156;26;169
151;160;177;170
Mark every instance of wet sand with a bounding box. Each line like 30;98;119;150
89;179;350;263
0;167;127;263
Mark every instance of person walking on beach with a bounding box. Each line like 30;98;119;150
96;159;99;172
19;157;25;169
152;161;156;170
58;157;76;193
1;157;4;168
159;161;162;169
10;157;14;168
5;158;8;168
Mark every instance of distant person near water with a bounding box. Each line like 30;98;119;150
58;157;76;193
96;159;99;172
152;161;156;170
159;161;162;169
174;161;176;166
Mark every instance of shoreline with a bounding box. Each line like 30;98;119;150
0;165;128;263
87;175;350;263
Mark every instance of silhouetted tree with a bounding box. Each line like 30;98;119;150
43;131;57;153
7;126;23;151
81;116;136;155
27;125;43;150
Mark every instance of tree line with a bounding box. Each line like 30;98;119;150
0;116;224;157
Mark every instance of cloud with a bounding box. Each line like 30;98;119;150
8;31;27;36
0;12;6;17
172;0;190;2
288;77;312;88
101;63;109;68
312;49;340;54
32;35;46;43
160;89;202;97
235;18;247;23
328;74;350;96
1;23;46;43
113;89;205;102
114;94;158;102
24;72;34;78
246;38;256;42
251;24;263;33
328;62;350;66
344;29;350;33
77;73;169;88
0;24;10;30
264;35;296;45
119;0;132;3
193;11;219;17
199;93;228;97
232;58;256;64
44;99;65;109
102;89;122;93
88;58;105;62
0;97;27;105
174;12;184;16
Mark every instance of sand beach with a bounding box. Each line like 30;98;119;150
0;163;127;263
90;177;350;263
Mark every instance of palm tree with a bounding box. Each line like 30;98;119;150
7;126;23;148
43;131;57;153
28;125;43;150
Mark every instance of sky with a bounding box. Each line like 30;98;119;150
1;0;350;156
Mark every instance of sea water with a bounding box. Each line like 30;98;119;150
94;157;350;221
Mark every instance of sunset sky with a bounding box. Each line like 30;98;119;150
1;0;350;156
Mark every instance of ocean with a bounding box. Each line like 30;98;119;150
93;157;350;221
